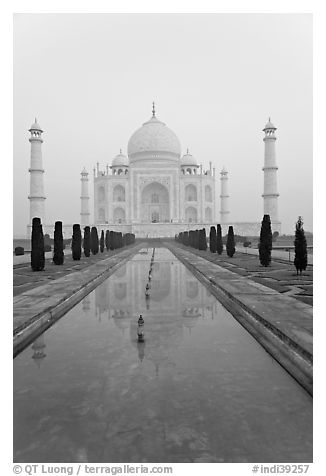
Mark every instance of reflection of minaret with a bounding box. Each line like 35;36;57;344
31;334;46;368
82;295;91;313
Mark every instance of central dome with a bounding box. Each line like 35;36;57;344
128;112;181;161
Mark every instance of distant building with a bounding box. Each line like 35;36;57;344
92;104;216;238
26;107;281;238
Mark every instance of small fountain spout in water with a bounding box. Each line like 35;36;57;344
137;314;145;342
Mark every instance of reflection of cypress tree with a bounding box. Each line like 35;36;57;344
53;221;64;265
83;226;91;257
72;224;82;260
226;226;235;257
259;215;272;266
31;217;45;271
91;226;99;255
100;230;104;252
209;226;216;253
105;230;110;251
216;224;223;255
294;216;307;275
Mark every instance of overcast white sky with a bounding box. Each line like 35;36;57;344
13;13;312;235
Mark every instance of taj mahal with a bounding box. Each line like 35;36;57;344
27;103;281;238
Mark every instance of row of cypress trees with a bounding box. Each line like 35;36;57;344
209;225;235;257
176;229;207;250
176;225;236;258
30;217;135;271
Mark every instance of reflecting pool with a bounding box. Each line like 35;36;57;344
13;248;312;463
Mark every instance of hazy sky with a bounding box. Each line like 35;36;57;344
13;13;312;235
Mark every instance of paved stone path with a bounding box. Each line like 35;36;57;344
171;244;313;307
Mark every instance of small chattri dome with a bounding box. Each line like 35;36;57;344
263;118;276;131
181;150;197;166
29;118;42;132
112;150;128;167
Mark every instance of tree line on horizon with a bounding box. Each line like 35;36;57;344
20;215;308;275
175;225;236;258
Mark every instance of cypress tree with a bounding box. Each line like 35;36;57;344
294;216;308;275
118;232;123;248
209;226;217;253
91;226;99;255
112;231;117;249
109;230;115;250
100;230;105;252
259;215;272;266
31;217;45;271
83;226;91;257
226;226;235;257
190;230;195;248
199;228;207;250
72;224;82;260
105;230;110;251
216;224;223;255
53;221;64;265
195;229;200;249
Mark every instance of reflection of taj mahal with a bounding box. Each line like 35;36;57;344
93;252;217;324
91;104;217;238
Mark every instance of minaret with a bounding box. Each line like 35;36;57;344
262;118;279;224
220;166;230;224
80;167;90;226
28;119;46;224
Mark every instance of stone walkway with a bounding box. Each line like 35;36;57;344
171;244;313;307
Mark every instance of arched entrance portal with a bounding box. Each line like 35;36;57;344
141;182;170;223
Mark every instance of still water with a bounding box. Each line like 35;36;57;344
13;248;312;463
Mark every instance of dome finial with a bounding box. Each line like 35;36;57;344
152;101;156;117
120;148;122;154
187;148;189;154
